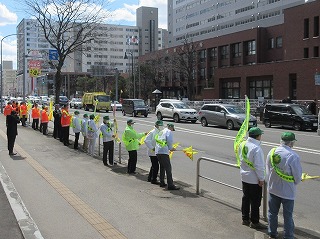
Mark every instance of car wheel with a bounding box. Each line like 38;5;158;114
293;122;301;131
144;114;148;117
122;110;126;116
157;112;163;120
227;120;234;130
133;111;137;117
191;120;197;123
264;120;271;128
173;114;180;123
85;105;89;111
201;118;208;127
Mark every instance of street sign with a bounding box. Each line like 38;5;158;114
49;49;59;60
315;74;320;86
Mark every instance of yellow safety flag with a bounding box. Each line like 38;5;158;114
169;142;180;159
94;99;99;114
301;173;320;182
182;146;198;161
94;114;100;124
234;96;250;167
27;101;33;112
48;100;53;121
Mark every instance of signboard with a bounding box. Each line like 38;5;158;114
49;49;59;60
28;60;42;77
315;74;320;86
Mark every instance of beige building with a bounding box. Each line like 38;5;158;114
2;61;17;97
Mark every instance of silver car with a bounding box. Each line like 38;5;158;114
198;103;257;130
156;101;198;123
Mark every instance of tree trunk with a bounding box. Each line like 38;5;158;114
54;68;62;105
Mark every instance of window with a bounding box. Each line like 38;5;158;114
199;50;206;62
220;45;229;59
249;80;272;99
314;46;319;57
246;40;256;55
304;48;309;58
314;16;319;37
276;36;282;48
210;47;217;60
268;38;275;49
231;43;241;57
304;18;309;39
222;81;240;99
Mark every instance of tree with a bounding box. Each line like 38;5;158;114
24;0;109;104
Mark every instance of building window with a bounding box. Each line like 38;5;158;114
304;18;309;39
198;50;206;62
314;46;319;57
304;48;309;58
245;40;256;55
222;81;240;99
231;43;241;57
314;16;319;37
220;45;229;59
249;80;272;99
276;36;282;48
210;47;217;60
268;38;275;49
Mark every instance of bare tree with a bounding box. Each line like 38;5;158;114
24;0;109;104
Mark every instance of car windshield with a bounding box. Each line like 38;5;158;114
60;96;68;101
225;106;245;114
173;103;190;109
74;98;81;102
291;105;311;115
134;100;145;106
96;95;110;102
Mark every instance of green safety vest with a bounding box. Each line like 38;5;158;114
270;148;295;182
240;141;255;170
155;133;167;148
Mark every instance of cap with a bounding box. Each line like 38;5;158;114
155;120;163;126
127;119;135;124
281;132;297;141
103;115;110;120
248;127;264;136
167;123;175;131
74;111;79;115
90;114;95;119
83;114;88;118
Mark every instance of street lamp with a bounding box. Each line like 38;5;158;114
124;51;135;98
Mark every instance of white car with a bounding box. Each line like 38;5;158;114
156;101;198;123
111;101;122;111
69;98;82;109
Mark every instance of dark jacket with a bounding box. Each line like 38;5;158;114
6;113;20;136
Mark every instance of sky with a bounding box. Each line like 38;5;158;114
0;0;168;69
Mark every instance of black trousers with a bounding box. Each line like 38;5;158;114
32;119;39;130
7;134;16;154
148;156;159;182
40;123;48;135
21;115;27;126
157;154;174;187
74;132;80;149
53;121;61;139
127;150;137;173
241;181;262;224
103;141;114;165
61;126;70;146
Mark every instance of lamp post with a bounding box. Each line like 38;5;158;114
124;51;135;98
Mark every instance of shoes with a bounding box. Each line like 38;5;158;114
112;162;117;165
160;183;167;187
250;222;268;230
168;185;180;190
268;236;277;239
128;172;137;175
151;181;160;185
147;178;151;182
242;220;250;226
9;152;17;156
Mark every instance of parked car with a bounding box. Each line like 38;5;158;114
122;99;148;117
70;98;83;109
263;103;318;131
59;96;69;106
156;100;198;123
111;101;122;111
198;103;257;130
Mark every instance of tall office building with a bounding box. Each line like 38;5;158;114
168;0;315;47
2;61;17;96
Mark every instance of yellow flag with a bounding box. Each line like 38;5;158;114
48;100;53;121
301;173;320;182
169;142;180;159
94;114;100;124
182;146;198;161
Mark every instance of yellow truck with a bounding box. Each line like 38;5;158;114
82;92;111;112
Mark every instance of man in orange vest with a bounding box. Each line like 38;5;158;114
61;104;71;146
20;102;28;127
31;103;40;130
4;102;13;117
40;106;49;135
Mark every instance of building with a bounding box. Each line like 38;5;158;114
2;61;17;97
158;28;169;50
168;0;316;47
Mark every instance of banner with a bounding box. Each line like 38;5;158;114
28;60;42;77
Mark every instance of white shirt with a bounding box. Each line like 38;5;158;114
266;145;302;200
72;115;81;133
100;122;114;142
87;119;98;139
239;137;265;184
144;127;160;156
155;127;174;155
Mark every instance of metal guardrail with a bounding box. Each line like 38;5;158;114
196;157;267;221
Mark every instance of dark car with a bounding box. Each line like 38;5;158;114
263;103;318;131
59;96;69;106
122;99;148;117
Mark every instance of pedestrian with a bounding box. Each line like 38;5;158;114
20;102;28;127
40;106;49;135
100;115;116;166
239;127;266;229
72;111;81;149
307;99;317;115
87;114;98;156
266;132;302;239
4;101;13;117
155;123;180;190
53;104;62;140
31;103;40;130
145;120;163;184
6;110;20;155
81;114;89;152
61;104;72;146
122;119;147;174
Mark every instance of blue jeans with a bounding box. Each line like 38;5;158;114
268;193;295;239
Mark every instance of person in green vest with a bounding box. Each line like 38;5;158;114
122;119;147;174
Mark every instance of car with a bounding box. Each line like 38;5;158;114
111;101;122;111
198;103;257;130
59;96;69;106
156;100;198;123
263;103;318;131
69;98;83;109
122;99;148;117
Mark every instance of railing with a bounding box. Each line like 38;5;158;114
196;157;267;221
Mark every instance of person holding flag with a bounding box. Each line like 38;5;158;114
100;116;116;166
87;114;99;156
81;114;89;152
53;104;62;140
72;111;81;150
20;102;28;127
61;104;72;146
40;106;49;135
31;103;40;130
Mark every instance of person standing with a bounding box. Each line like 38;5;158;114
87;114;98;156
81;114;89;152
266;132;302;239
40;106;49;135
20;102;28;127
122;119;147;174
72;111;81;149
100;116;116;166
4;102;13;117
155;123;180;190
6;111;20;155
145;120;163;184
61;105;71;146
53;104;62;140
239;127;266;229
31;103;40;130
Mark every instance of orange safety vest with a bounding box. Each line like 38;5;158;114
20;105;28;116
4;105;13;116
41;110;49;123
61;109;71;127
32;107;40;119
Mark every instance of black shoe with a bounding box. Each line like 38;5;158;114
242;220;250;226
111;162;117;165
9;152;17;156
160;183;167;187
147;178;151;182
168;185;180;190
250;222;267;230
151;181;160;185
128;172;137;175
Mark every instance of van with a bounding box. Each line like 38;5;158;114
82;92;111;112
122;99;148;117
263;103;318;131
